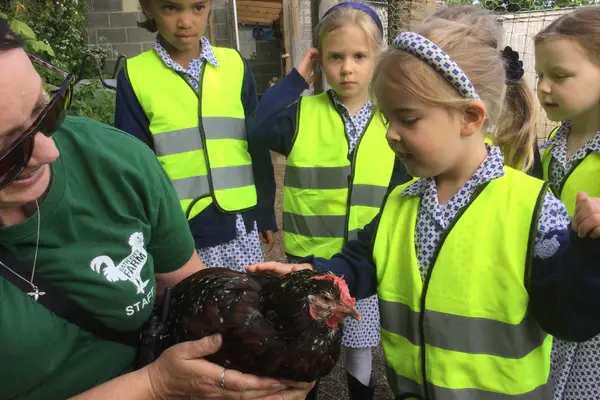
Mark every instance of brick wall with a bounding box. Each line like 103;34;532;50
85;0;234;74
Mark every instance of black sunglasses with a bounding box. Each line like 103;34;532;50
0;53;75;190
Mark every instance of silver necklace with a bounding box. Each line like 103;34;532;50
0;200;44;300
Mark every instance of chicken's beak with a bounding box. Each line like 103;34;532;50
341;306;361;321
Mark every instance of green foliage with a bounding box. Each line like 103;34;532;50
445;0;597;12
70;80;117;126
1;0;87;70
1;0;117;126
0;7;55;57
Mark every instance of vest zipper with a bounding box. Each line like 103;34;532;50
417;182;489;399
328;92;377;243
556;149;592;197
181;64;210;219
184;62;255;218
344;114;375;242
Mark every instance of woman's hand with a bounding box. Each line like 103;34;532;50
572;192;600;238
246;262;313;277
147;334;286;399
296;48;320;85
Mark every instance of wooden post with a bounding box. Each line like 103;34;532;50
282;0;293;74
208;7;216;45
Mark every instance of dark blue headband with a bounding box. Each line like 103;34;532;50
321;2;384;36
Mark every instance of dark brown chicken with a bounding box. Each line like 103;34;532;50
166;267;360;382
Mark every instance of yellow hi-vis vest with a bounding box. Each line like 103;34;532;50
283;92;395;259
373;168;552;399
126;48;257;220
542;126;600;216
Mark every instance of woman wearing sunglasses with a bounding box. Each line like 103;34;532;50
0;21;310;400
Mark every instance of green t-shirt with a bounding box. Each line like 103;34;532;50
0;116;195;399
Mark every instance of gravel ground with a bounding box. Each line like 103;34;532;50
265;153;393;400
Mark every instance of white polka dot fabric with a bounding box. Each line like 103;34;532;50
392;32;479;99
198;215;265;271
153;36;219;91
330;90;373;153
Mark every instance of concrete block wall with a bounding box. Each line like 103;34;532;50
247;37;283;96
85;0;234;74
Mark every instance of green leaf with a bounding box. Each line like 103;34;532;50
9;19;37;40
38;41;55;56
0;12;8;19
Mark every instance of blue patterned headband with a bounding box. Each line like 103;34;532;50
321;2;384;36
392;32;479;99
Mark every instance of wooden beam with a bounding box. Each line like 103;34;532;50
238;10;280;19
237;1;281;9
238;15;276;24
237;5;281;15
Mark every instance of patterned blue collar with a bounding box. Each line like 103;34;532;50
539;123;568;150
401;144;505;197
329;89;372;115
153;36;219;70
539;121;600;154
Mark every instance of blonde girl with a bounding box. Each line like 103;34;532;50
248;2;410;399
430;5;543;176
533;6;600;400
250;5;600;399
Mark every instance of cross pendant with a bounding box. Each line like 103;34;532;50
27;286;45;301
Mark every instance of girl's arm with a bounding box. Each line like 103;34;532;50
529;193;600;342
302;214;380;300
242;59;277;233
246;68;309;156
114;69;154;150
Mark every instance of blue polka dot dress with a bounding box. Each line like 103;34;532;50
153;37;265;272
540;123;600;400
288;91;381;349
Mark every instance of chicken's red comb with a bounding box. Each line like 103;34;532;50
313;274;355;305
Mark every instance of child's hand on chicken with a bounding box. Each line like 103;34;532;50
573;192;600;238
246;261;313;276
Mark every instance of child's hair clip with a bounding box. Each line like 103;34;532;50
501;46;525;84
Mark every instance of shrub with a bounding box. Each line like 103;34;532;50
1;0;116;126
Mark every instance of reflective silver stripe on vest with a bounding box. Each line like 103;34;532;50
171;175;210;200
154;127;203;157
285;166;351;189
385;366;424;398
153;117;246;157
283;212;346;238
171;164;255;200
349;184;388;208
202;117;247;141
386;368;551;399
379;299;546;358
211;164;255;190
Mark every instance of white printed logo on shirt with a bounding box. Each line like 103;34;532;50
90;232;150;294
